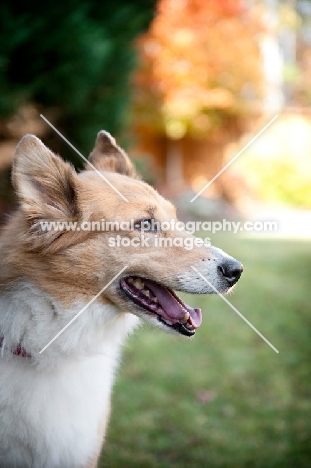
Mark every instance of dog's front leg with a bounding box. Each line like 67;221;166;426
86;399;111;468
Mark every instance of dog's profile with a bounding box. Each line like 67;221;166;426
0;132;242;467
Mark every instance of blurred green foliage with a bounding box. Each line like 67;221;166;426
234;115;311;209
241;156;311;208
0;0;156;161
100;234;311;468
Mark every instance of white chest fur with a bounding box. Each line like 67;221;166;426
0;282;139;468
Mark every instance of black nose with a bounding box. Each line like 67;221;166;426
218;259;243;285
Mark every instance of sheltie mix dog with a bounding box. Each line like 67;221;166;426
0;132;242;467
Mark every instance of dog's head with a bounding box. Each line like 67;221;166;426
11;132;243;338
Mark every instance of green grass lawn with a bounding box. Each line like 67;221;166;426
99;235;311;468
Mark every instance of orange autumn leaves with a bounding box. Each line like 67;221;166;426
133;0;264;139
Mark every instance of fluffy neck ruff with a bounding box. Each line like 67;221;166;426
0;280;140;369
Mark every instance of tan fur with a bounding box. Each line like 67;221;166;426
87;130;139;178
0;132;242;467
1;134;212;311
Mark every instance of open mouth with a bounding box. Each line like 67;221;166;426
120;276;202;337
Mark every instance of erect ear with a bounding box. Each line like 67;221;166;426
86;130;139;179
12;134;80;223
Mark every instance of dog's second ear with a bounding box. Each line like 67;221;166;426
87;131;138;179
12;134;80;222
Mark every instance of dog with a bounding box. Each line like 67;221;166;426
0;131;243;467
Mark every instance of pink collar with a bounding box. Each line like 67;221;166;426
0;336;32;358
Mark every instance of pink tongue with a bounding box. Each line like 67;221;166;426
144;280;202;328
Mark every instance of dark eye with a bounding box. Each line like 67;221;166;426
134;218;157;232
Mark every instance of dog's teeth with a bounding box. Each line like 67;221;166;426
134;279;144;289
152;297;158;303
185;322;194;330
180;312;190;323
144;290;150;297
128;278;134;284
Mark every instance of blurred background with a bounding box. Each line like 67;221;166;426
0;0;311;466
